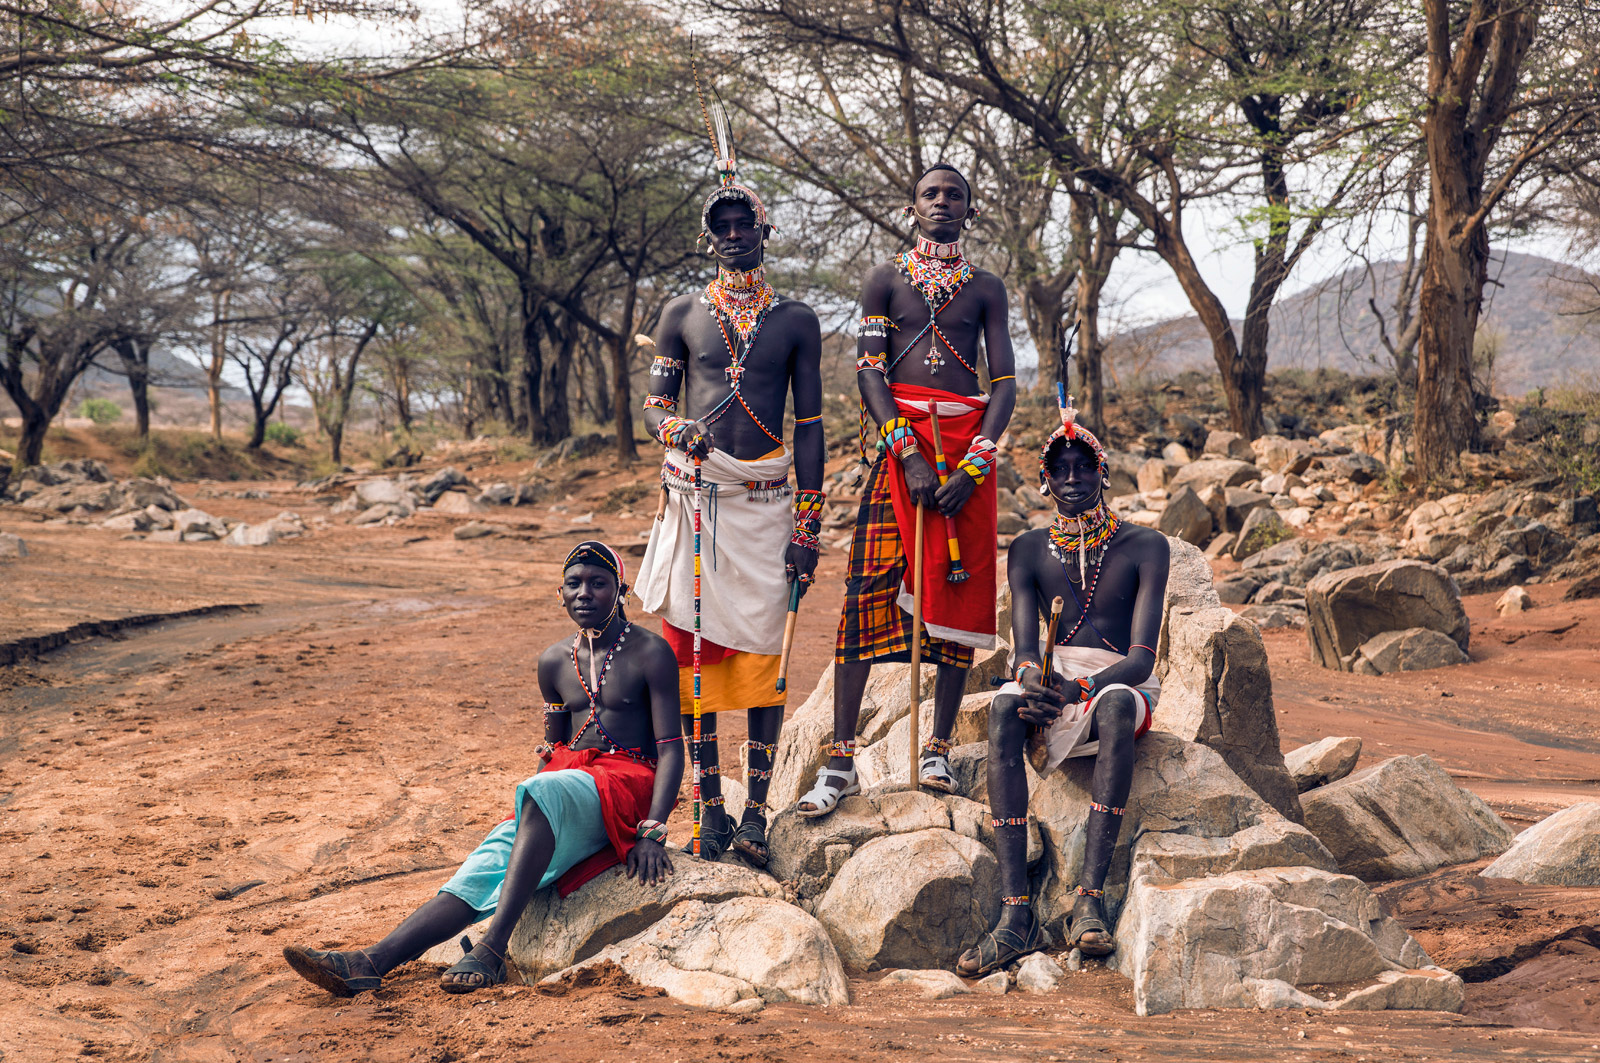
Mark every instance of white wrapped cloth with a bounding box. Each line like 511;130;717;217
996;646;1158;773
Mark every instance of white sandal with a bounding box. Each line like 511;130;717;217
797;766;860;818
919;754;957;793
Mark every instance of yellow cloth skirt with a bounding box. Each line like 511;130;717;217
679;652;785;713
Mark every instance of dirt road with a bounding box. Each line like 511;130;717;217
4;484;1600;1062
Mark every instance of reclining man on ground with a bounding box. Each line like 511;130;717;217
283;541;683;996
957;399;1169;975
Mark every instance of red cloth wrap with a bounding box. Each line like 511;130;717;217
507;744;659;898
884;382;999;642
661;620;735;667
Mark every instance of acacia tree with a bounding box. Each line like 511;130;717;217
1412;0;1600;476
722;0;1411;437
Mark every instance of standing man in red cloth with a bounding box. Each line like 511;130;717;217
798;163;1017;816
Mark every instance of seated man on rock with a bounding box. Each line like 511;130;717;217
283;541;683;996
957;394;1169;974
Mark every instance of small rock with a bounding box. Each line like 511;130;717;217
1232;507;1294;561
1204;429;1256;462
1161;442;1191;465
723;996;766;1014
224;523;281;547
351;504;393;526
0;532;28;558
1066;948;1083;971
453;521;503;540
354;479;405;506
1284;737;1362;794
1350;627;1468;674
1494;585;1533;616
883;968;971;1000
433;490;488;515
1014;952;1064;994
973;970;1010;995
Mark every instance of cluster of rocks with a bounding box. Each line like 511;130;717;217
460;536;1469;1018
316;466;541;526
0;458;308;548
1399;478;1600;598
1304;559;1473;674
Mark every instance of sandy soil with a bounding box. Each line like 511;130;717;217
5;468;1600;1062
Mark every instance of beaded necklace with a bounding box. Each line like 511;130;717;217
699;265;784;446
892;236;977;376
1047;501;1119;585
566;621;656;764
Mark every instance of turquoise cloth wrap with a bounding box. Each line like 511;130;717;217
437;769;610;918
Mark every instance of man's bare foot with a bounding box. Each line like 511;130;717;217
283;945;382;997
1068;892;1115;956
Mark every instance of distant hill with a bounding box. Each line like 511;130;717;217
1117;251;1600;395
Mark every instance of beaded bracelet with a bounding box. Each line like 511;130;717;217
1011;658;1042;682
792;489;825;550
643;393;678;413
957;435;998;485
657;415;702;451
880;417;920;462
635;819;668;844
790;527;821;551
1075;675;1097;703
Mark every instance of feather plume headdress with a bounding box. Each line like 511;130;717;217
1040;376;1107;488
693;54;768;236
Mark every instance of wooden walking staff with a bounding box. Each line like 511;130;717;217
775;580;802;694
908;503;926;785
926;408;969;583
1041;596;1064;683
691;455;704;857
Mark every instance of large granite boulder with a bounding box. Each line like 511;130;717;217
1231;507;1294;561
814;828;998;970
1110;866;1461;1016
1300;755;1514;880
541;897;849;1009
1284;736;1362;793
1027;732;1335;940
1169;458;1259;493
1156;485;1213;545
1481;802;1600;886
503;857;785;979
1305;560;1468;671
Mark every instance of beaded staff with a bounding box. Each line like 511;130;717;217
908;503;926;785
1042;596;1064;684
926;408;969;583
692;455;704;857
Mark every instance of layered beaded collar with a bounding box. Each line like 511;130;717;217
1047;500;1119;584
703;264;777;346
896;237;972;308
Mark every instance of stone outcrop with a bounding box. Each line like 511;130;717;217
1481;802;1600;886
0;532;26;558
1027;733;1334;940
1300;755;1514;880
1110;866;1461;1016
1284;736;1362;793
1156;485;1212;545
541;897;849;1009
1305;559;1469;671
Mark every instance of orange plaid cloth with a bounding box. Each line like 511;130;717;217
834;456;975;668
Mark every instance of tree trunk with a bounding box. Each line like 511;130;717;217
540;310;574;443
208;290;231;440
247;396;269;449
612;275;639;461
329;421;345;466
1415;221;1487;475
394;357;413;431
519;286;545;441
1076;279;1106;438
16;404;50;467
114;338;152;442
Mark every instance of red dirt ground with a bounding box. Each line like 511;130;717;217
4;463;1600;1062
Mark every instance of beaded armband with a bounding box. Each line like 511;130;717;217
879;417;920;462
791;489;825;551
794;413;823;429
856;352;888;374
643;393;678;413
649;356;684;377
858;314;895;340
635;819;668;844
543;703;569;714
956;435;998;485
656;415;701;451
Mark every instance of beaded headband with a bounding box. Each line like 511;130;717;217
563;540;628;595
1040;380;1108;487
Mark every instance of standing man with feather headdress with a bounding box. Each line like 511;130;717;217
634;93;825;867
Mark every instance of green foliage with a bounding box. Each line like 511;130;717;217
494;438;536;463
264;421;301;447
1524;380;1600;494
78;398;122;425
